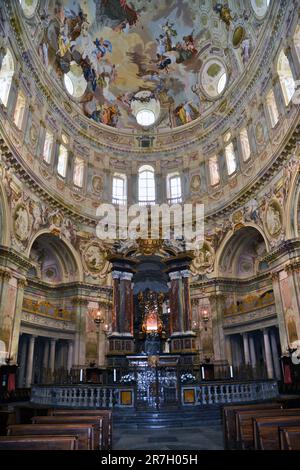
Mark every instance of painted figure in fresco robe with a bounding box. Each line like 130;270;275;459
241;38;251;65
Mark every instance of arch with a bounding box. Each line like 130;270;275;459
277;50;295;105
27;229;84;282
215;224;269;278
0;48;15;107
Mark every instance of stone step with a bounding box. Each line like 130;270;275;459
113;407;222;428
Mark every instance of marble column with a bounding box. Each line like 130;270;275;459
271;272;289;352
225;335;233;365
111;271;120;333
108;260;135;356
9;278;27;364
73;298;88;367
270;329;281;380
49;338;56;374
169;271;183;334
263;329;274;379
25;335;36;387
97;329;106;367
119;272;134;335
243;332;250;365
249;334;257;367
43;339;50;370
67;341;74;372
17;335;27;388
209;293;226;362
181;270;193;332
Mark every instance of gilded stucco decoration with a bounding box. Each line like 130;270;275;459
190;241;215;276
265;199;283;239
13;203;31;242
81;240;110;277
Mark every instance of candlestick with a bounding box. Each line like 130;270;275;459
230;365;233;378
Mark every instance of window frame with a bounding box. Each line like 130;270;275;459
138;165;156;205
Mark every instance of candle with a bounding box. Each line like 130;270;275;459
230;366;233;378
113;369;117;382
201;366;205;380
80;369;83;382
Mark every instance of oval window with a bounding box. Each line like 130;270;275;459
251;0;270;19
19;0;38;17
200;59;227;98
63;62;87;98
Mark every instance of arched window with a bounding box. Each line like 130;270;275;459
112;173;127;204
43;130;54;163
277;50;295;105
57;136;68;178
225;142;237;176
167;173;182;203
266;89;279;127
240;128;251;162
293;25;300;63
138;165;155;205
0;49;14;107
209;155;220;186
13;90;26;129
73;157;84;187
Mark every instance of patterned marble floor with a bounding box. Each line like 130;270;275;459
113;425;224;450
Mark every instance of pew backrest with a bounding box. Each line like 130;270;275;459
32;415;103;450
0;435;78;450
7;423;94;450
279;426;300;450
222;403;282;450
254;416;300;450
235;408;299;449
49;409;112;449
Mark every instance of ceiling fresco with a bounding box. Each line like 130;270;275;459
37;1;267;130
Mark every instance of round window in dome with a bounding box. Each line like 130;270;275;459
251;0;270;19
136;109;156;126
19;0;38;17
63;63;87;98
200;59;228;99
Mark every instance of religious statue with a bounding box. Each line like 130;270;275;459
266;202;282;237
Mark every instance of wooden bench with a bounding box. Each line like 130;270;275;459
279;426;300;450
254;415;300;450
235;408;300;450
222;403;282;449
0;435;78;450
32;415;103;450
0;411;15;436
49;409;112;450
7;423;94;450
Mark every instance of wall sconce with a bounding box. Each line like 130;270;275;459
94;309;104;326
201;308;209;331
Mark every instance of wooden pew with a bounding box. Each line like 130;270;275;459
222;403;282;449
0;435;78;450
0;411;15;436
49;409;112;450
235;408;300;450
32;415;103;450
280;426;300;450
7;423;94;450
254;416;300;450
